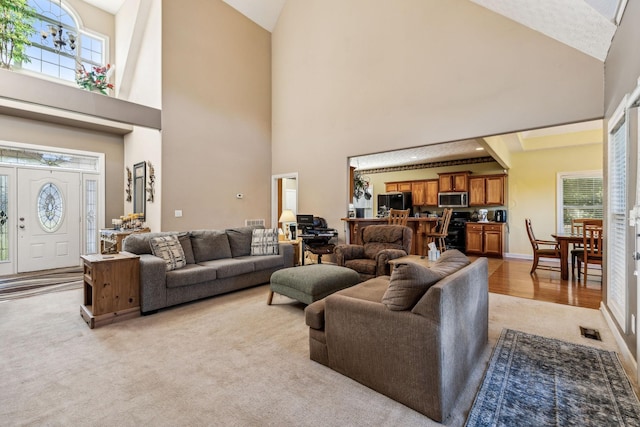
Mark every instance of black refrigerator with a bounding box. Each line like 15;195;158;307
377;192;412;215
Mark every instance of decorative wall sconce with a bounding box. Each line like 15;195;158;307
146;161;155;203
126;166;132;202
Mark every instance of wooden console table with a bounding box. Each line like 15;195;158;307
80;252;140;329
100;228;150;254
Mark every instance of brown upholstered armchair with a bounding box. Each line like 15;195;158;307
334;225;413;281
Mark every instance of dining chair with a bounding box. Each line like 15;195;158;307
525;218;561;274
570;218;603;275
577;224;603;283
388;208;410;226
424;208;453;254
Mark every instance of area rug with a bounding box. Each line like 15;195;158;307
465;328;640;427
0;267;82;301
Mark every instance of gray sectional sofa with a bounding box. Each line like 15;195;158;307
122;226;294;314
304;250;488;422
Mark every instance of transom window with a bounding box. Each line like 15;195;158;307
19;0;106;83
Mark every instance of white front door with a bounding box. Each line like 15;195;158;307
17;169;81;272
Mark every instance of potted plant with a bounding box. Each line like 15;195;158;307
0;0;36;69
353;171;371;200
76;63;114;95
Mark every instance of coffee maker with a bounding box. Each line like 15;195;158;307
494;209;507;223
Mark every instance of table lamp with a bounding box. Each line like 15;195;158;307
279;209;296;240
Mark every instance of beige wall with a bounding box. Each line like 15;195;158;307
161;0;272;231
124;126;161;231
119;0;163;231
272;0;604;242
67;0;115;66
507;144;603;256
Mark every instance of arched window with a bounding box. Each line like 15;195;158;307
21;0;107;83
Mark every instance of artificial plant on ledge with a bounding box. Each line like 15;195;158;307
76;63;114;95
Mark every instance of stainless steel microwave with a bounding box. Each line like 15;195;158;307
438;192;468;208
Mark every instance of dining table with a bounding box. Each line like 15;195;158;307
551;232;584;280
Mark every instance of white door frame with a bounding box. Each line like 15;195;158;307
0;141;105;275
271;172;298;229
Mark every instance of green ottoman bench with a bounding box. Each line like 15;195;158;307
267;264;361;305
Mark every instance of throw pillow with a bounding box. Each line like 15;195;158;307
226;226;261;257
178;232;195;264
429;249;470;277
190;230;232;263
382;262;444;311
251;228;279;256
150;235;187;271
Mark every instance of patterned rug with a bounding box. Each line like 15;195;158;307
466;329;640;427
0;267;83;302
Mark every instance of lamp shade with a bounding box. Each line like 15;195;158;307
279;209;296;223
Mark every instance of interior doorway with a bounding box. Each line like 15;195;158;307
271;173;298;230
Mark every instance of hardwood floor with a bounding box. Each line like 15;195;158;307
482;257;603;309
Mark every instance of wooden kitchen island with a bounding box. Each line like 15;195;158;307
342;217;439;256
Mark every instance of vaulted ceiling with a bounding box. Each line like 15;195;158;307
84;0;621;168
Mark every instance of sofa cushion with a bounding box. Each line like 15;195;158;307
336;275;389;302
122;231;177;255
150;235;187;271
429;249;470;277
382;263;444;310
248;254;285;270
226;226;262;257
362;226;406;259
190;230;232;263
165;264;217;288
178;232;195;264
344;258;376;276
251;228;279;255
198;258;255;278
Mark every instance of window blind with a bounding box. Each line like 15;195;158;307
561;176;603;232
608;118;627;328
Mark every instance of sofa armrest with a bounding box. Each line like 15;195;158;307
411;257;489;417
278;242;295;267
323;294;440;417
375;248;407;276
305;299;326;330
138;254;167;313
334;244;365;266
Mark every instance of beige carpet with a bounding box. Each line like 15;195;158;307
0;285;633;426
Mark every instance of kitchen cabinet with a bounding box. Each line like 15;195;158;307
438;171;469;192
465;222;505;257
412;180;438;206
425;179;439;206
412;181;427;206
469;174;506;206
385;181;412;192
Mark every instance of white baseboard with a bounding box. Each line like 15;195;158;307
601;301;637;381
503;252;561;264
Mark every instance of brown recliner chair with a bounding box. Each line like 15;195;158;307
334;225;413;281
